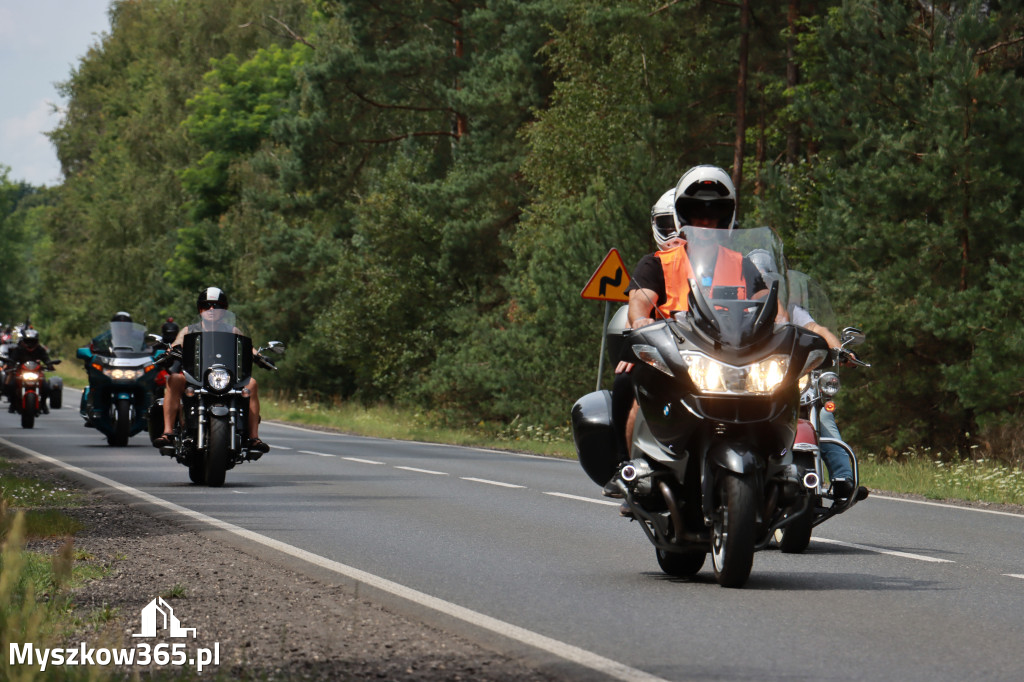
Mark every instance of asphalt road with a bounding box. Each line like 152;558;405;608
3;391;1023;681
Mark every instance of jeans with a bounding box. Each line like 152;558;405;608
818;408;853;481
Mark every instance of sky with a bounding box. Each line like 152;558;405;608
0;0;113;187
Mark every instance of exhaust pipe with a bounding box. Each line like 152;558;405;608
802;472;819;489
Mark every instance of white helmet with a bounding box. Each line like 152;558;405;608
650;188;679;249
674;165;737;230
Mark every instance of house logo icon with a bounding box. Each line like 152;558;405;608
132;597;197;639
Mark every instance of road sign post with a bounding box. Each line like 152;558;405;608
581;249;631;390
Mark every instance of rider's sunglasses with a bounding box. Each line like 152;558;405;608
199;301;225;311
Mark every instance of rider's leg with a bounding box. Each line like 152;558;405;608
162;373;186;434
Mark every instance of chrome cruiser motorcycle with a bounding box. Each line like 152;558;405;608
151;310;284;486
573;227;832;588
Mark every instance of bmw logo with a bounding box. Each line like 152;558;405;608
663;404;671;417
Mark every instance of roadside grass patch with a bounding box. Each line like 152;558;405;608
860;449;1024;506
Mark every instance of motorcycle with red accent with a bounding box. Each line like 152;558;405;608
9;359;62;429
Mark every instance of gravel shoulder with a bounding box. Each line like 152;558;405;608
3;449;560;681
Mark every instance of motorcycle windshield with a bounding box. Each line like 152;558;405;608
786;270;837;334
91;321;150;354
180;310;252;385
677;226;788;347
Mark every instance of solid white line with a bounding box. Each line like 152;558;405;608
872;494;1024;519
0;436;667;682
815;537;954;563
1005;574;1024;580
269;444;292;450
341;456;385;465
460;477;525;489
544;492;622;507
394;466;448;476
299;450;336;457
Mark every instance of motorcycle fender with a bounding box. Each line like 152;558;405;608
209;405;230;417
708;441;758;476
571;390;621;487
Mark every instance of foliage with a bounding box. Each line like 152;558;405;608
10;0;1024;460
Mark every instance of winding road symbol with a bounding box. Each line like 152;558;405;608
581;249;631;302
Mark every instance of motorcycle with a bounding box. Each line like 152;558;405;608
77;320;162;446
771;271;870;551
6;359;62;429
573;226;837;587
149;310;284;486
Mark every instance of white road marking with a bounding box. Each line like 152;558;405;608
872;494;1024;519
341;456;385;465
1005;574;1024;580
544;492;622;507
814;537;954;563
299;450;336;457
460;477;525;489
394;466;448;476
269;444;291;450
0;436;668;682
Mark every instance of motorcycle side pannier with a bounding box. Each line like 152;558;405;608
571;390;621;486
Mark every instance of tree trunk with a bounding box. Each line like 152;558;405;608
732;0;750;204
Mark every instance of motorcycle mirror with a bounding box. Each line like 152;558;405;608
840;327;865;347
265;341;286;355
147;333;169;349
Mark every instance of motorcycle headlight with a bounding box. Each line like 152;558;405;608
632;344;675;377
21;372;40;382
207;368;232;391
798;374;810;392
681;352;789;396
818;371;841;398
104;368;141;380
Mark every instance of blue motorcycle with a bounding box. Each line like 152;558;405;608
78;320;162;446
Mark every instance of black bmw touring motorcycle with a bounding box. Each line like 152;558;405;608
572;227;835;588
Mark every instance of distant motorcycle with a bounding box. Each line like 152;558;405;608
150;310;284;486
773;331;870;552
8;359;62;429
77;319;162;446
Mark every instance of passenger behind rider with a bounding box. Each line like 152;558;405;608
4;328;55;413
152;287;269;453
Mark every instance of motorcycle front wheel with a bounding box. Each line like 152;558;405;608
21;393;36;429
204;416;230;487
108;398;131;446
710;472;756;588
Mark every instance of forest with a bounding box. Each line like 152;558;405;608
2;0;1023;460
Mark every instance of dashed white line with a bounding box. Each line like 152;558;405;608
395;466;448;476
460;477;525;489
299;450;336;457
1005;574;1024;580
341;456;385;465
814;537;954;563
544;492;621;507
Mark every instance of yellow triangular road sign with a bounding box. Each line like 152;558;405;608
581;248;631;302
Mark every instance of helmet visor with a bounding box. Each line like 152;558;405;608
653;214;678;242
678;198;734;225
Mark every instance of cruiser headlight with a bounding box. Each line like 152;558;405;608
207;368;232;391
104;368;141;380
681;352;789;395
632;344;675;377
818;371;841;398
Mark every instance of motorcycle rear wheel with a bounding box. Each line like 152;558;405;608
21;394;36;429
656;548;705;577
204;417;230;487
108;398;131;447
710;472;756;588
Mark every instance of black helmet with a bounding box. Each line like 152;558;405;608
197;286;228;312
111;311;132;323
160;317;179;343
22;328;39;349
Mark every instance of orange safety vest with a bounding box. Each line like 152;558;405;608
653;244;746;318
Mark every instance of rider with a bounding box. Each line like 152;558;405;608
153;287;270;453
4;328;56;413
160;317;179;345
